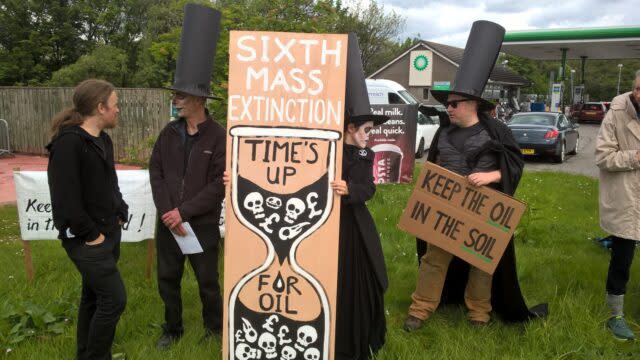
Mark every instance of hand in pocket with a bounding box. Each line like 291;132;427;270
86;233;105;246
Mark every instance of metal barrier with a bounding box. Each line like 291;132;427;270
0;119;10;156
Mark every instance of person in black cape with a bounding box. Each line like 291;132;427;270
331;33;390;360
403;21;547;332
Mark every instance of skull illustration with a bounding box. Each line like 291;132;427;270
241;318;258;343
258;332;277;359
304;348;320;360
280;345;297;360
266;196;282;210
235;343;261;360
278;222;310;241
294;325;318;351
284;198;306;224
244;192;265;219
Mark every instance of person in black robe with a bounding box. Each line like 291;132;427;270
332;120;388;360
404;21;547;331
412;110;547;324
331;32;390;360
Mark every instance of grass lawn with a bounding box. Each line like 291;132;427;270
1;170;639;359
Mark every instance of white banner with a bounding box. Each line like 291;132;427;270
409;50;433;87
14;170;156;242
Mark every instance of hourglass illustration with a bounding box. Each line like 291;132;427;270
228;126;341;360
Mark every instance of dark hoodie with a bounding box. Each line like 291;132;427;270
46;126;128;242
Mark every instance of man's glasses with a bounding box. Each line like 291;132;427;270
445;99;473;108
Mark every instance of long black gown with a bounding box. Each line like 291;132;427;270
335;144;388;360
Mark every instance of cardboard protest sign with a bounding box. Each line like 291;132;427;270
14;170;156;242
224;31;347;360
368;104;417;184
398;162;526;274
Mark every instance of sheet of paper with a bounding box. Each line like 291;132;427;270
171;222;203;254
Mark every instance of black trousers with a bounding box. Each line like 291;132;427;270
606;236;637;295
156;221;222;335
63;228;126;360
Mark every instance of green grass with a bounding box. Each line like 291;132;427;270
1;171;640;359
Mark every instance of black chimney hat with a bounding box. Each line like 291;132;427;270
430;20;505;111
167;4;221;99
344;33;389;126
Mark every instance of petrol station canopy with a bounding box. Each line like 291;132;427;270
501;26;640;60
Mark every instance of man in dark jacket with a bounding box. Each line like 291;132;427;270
47;79;128;360
149;4;225;349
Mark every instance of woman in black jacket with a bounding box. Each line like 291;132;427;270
47;79;128;360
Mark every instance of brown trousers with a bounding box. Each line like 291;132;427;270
409;243;493;322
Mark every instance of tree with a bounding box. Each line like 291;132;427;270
333;0;405;75
48;45;128;86
132;0;211;88
499;53;640;102
0;0;86;85
1;0;408;95
74;0;167;86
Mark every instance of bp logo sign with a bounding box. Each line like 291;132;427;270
413;55;429;71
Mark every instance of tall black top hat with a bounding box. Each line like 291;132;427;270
167;4;221;99
430;20;505;111
344;33;389;126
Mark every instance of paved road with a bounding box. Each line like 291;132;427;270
418;123;602;178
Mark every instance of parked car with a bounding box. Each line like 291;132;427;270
508;112;579;163
572;102;607;123
366;79;439;158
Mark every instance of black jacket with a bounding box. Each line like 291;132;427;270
342;144;388;290
46;126;128;241
417;113;547;322
149;113;226;228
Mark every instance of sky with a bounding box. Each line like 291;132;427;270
375;0;640;47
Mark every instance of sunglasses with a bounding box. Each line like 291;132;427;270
445;99;473;108
171;92;188;100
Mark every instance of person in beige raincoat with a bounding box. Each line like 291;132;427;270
595;70;640;341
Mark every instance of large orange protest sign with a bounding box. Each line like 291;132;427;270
224;31;347;360
398;162;526;274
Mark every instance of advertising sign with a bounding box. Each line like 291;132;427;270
409;50;433;86
369;104;417;184
550;83;562;112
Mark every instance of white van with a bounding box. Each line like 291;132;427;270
366;79;439;158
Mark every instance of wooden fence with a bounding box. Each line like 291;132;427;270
0;87;171;161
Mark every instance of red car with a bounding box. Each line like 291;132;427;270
573;102;608;123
